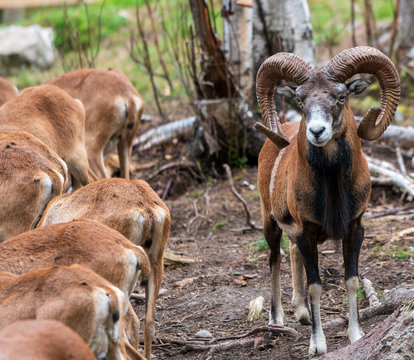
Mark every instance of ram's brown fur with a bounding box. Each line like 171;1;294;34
258;105;371;237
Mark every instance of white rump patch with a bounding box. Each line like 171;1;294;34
91;288;111;358
130;210;146;243
107;285;124;343
134;96;143;113
38;174;53;204
124;249;139;310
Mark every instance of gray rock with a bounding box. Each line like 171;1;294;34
195;329;213;338
0;25;55;70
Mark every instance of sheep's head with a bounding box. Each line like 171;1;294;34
255;46;400;148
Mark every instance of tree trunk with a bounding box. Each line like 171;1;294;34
252;0;314;124
253;0;315;73
223;0;254;104
397;0;414;49
189;0;235;99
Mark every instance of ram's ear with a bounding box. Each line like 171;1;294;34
276;85;297;99
346;79;371;96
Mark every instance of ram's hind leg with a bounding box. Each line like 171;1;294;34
263;215;284;326
290;242;312;325
296;224;327;357
343;216;365;344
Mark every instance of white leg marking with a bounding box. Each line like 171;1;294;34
346;277;364;343
308;283;327;357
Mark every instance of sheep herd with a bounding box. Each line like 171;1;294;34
0;71;164;360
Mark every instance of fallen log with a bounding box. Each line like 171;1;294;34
324;283;414;330
365;155;414;197
320;297;414;360
355;116;414;150
133;116;197;151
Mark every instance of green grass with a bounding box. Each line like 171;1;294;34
372;245;414;259
209;220;228;233
309;0;394;46
190;188;202;198
250;237;269;252
358;285;364;302
249;234;290;253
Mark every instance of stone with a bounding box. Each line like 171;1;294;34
0;25;55;71
195;330;213;339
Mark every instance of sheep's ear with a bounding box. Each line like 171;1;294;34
276;85;297;99
346;79;371;96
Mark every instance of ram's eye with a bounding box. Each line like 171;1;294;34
337;95;346;104
296;98;303;107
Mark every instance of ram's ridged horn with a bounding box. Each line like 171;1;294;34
323;46;400;141
256;53;311;148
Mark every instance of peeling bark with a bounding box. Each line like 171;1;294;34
320;297;414;360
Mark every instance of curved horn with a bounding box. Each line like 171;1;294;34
323;46;400;141
256;53;311;148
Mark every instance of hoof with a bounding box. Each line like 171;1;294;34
268;316;284;327
309;332;327;358
295;305;312;326
299;316;312;326
348;326;364;344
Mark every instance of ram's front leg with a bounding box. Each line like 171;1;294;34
296;224;327;358
343;216;365;344
263;215;284;326
290;242;312;325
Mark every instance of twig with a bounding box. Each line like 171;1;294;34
145;160;197;181
395;146;407;176
223;164;262;231
362;277;380;307
215;324;300;341
131;4;164;118
169;236;196;243
365;204;414;220
144;0;173;90
161;179;172;200
399;64;414;83
158;324;300;354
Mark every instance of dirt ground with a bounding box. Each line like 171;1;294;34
126;140;414;360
